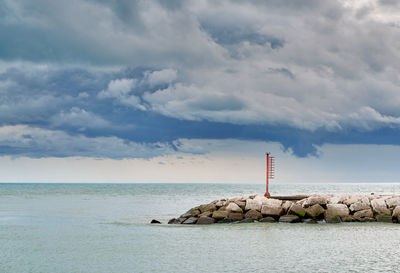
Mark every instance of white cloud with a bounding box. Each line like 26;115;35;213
98;78;137;99
51;107;110;129
0;125;171;158
3;0;400;135
98;78;145;110
145;68;177;86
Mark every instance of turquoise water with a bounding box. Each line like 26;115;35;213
1;183;400;272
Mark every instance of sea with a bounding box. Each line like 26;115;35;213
1;183;400;273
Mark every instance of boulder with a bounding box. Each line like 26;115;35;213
212;210;229;220
253;195;268;203
392;206;400;219
303;195;329;207
150;219;161;224
349;198;370;212
326;215;341;224
228;196;241;202
261;199;283;216
180;207;200;218
245;199;262;211
306;204;325;219
289;203;307;217
199;203;217;213
234;201;246;211
282;201;293;214
228;212;244;221
215;200;226;207
343;195;362;206
199;211;213;217
353;209;373;221
217;218;233;223
245;209;262;220
328;195;345;204
279;215;301;223
341;215;354;222
168;218;181;224
325;204;350;220
371;198;390;216
259;217;276;223
197;216;216;225
262;198;282;207
385;197;400;209
226;202;243;213
178;217;187;223
182;217;198;224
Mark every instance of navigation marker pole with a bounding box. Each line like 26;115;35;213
264;153;275;197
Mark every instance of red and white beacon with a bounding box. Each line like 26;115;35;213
264;153;275;197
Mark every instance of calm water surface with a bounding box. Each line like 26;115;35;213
1;183;400;272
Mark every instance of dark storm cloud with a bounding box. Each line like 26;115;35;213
1;0;400;158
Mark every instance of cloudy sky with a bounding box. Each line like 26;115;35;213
1;0;400;183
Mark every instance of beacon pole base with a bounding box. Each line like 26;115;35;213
264;192;270;197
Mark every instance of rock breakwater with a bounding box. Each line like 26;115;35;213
167;194;400;225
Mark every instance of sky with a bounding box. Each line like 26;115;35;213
1;0;400;183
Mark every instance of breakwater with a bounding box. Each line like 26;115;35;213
166;194;400;224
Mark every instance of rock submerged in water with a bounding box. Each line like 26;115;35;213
167;193;400;225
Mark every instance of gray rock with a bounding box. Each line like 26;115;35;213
343;195;362;206
326;215;341;224
253;195;268;204
353;209;373;221
182;217;198;224
261;199;283;216
245;199;262;211
385;197;400;209
392;206;400;219
226;202;243;213
227;212;244;221
168;218;181;224
245;209;262;220
234;201;246;211
341;215;354;222
325;204;350;219
199;203;217;213
282;201;293;214
306;204;325;219
349;198;370;212
199;211;213;217
215;200;226;207
212;210;229;220
289;203;307;217
371;198;390;216
262;198;283;207
180;208;200;218
279;215;301;223
150;219;161;224
328;195;345;204
259;217;276;223
197;216;216;225
303;195;329;207
178;217;187;223
217;218;233;224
